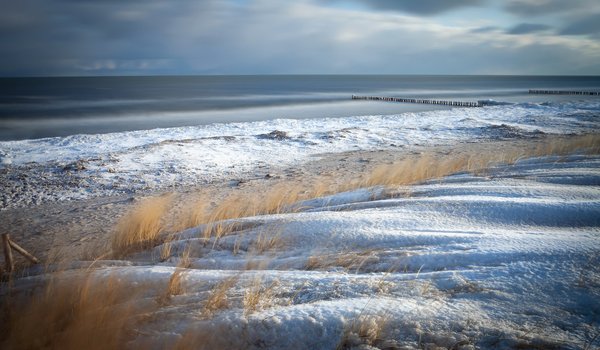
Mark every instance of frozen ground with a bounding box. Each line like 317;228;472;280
1;99;599;209
1;97;600;349
5;153;600;349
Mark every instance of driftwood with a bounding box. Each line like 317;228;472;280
2;233;40;272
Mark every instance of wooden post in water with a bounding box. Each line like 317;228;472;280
529;89;599;96
351;95;482;107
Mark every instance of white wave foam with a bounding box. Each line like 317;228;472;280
0;100;598;207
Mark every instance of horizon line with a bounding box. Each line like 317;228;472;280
2;73;600;79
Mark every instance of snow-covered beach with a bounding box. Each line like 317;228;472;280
2;0;600;345
1;99;599;209
1;94;600;349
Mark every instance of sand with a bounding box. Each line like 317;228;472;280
0;136;584;270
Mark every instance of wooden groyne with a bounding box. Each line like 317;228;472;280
529;89;599;96
351;95;481;107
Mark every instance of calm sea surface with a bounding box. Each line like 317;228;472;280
1;75;599;141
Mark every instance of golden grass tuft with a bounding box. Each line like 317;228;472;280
157;267;188;305
168;269;187;296
202;221;243;243
159;238;174;262
177;243;193;268
363;134;600;188
180;183;325;244
201;276;239;318
175;197;210;233
363;152;482;187
111;194;173;258
251;224;285;254
243;277;279;315
172;178;337;235
157;241;195;305
0;273;149;350
337;313;392;350
533;133;600;157
306;249;379;273
205;183;303;221
80;239;111;261
43;246;69;272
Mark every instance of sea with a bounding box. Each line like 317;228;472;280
1;75;599;141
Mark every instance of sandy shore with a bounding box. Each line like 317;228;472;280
2;134;599;349
0;136;585;268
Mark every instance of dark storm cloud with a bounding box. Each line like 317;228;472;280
330;0;485;15
0;0;599;76
505;0;595;16
507;23;551;35
560;14;600;35
0;0;219;75
504;0;600;38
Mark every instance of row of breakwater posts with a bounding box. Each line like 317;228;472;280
352;95;481;107
529;89;599;96
352;89;599;107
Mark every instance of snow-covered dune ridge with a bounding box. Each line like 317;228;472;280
1;100;599;208
3;153;599;349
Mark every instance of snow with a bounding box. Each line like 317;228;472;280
2;97;600;349
7;153;600;349
1;100;600;208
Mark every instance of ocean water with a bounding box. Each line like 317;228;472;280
1;75;599;141
1;75;600;207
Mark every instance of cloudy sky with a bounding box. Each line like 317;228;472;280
1;0;599;76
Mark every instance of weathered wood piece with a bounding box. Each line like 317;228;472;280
9;239;39;264
2;233;14;272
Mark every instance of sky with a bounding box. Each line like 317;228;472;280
1;0;599;76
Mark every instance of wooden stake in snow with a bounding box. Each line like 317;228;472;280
2;233;40;272
2;233;13;273
9;239;39;264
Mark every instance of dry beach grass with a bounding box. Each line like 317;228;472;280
1;273;145;350
117;133;600;257
1;133;599;349
111;194;172;258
